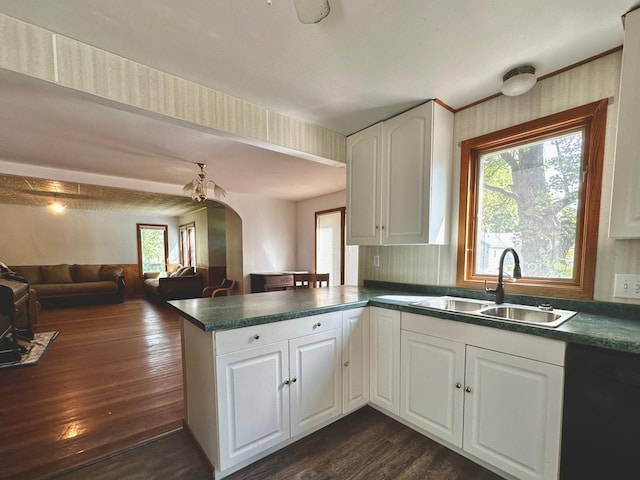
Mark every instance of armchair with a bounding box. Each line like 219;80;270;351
202;279;236;298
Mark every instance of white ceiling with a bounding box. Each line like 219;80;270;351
0;0;636;204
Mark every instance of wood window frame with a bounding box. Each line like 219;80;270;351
456;99;608;299
179;222;196;268
136;223;169;277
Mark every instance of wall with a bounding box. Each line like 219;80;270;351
207;206;227;266
359;50;640;304
0;203;180;265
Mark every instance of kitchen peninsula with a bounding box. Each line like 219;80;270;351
169;285;640;480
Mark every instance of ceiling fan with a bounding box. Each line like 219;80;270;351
268;0;331;24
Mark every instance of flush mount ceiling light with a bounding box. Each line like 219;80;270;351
267;0;331;24
501;65;537;96
293;0;330;24
182;163;227;202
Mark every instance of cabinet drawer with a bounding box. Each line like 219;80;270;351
215;311;342;355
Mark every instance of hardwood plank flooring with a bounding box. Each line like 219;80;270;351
1;299;503;480
224;406;503;480
54;407;502;480
0;299;184;480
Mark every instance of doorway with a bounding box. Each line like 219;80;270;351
315;207;358;286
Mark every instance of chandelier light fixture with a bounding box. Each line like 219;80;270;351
182;163;227;202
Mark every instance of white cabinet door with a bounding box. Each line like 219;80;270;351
383;103;432;245
369;307;400;415
346;123;383;245
463;346;564;480
216;341;290;470
610;8;640;238
342;307;370;414
400;330;465;447
289;328;343;436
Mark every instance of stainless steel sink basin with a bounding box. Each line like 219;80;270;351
478;305;576;327
411;297;491;312
410;296;577;328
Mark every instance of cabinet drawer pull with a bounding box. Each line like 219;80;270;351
344;361;350;367
455;382;462;389
284;379;290;385
313;322;322;328
465;386;472;393
291;377;297;383
253;334;260;340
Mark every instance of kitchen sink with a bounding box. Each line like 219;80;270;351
478;305;575;327
410;297;492;312
410;296;577;328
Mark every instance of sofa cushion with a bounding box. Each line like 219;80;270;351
100;264;124;281
10;265;43;284
41;264;73;284
73;264;102;283
34;281;119;297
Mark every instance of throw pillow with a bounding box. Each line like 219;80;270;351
100;265;124;281
41;264;73;283
178;267;195;277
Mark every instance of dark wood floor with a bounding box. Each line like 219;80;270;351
0;299;184;480
0;299;503;480
54;406;502;480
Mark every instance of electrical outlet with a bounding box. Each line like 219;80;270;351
613;274;640;299
373;255;380;268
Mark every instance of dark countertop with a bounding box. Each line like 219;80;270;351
168;285;640;355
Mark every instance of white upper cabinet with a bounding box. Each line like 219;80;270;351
347;101;453;245
610;8;640;238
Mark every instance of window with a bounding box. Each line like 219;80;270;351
179;223;196;268
137;224;168;275
457;99;607;299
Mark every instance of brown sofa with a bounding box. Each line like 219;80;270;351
10;264;125;308
143;266;204;301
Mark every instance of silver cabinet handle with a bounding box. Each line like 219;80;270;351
291;377;297;383
313;322;322;328
253;334;260;340
465;386;472;393
455;382;462;389
344;361;350;367
284;379;290;385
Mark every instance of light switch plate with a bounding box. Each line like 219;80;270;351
614;274;640;299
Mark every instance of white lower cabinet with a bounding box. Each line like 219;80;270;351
342;307;370;414
216;340;290;469
400;313;565;480
216;326;342;471
400;330;465;446
369;307;401;415
463;346;563;480
183;306;564;480
289;328;343;436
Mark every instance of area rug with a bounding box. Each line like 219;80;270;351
0;331;59;370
